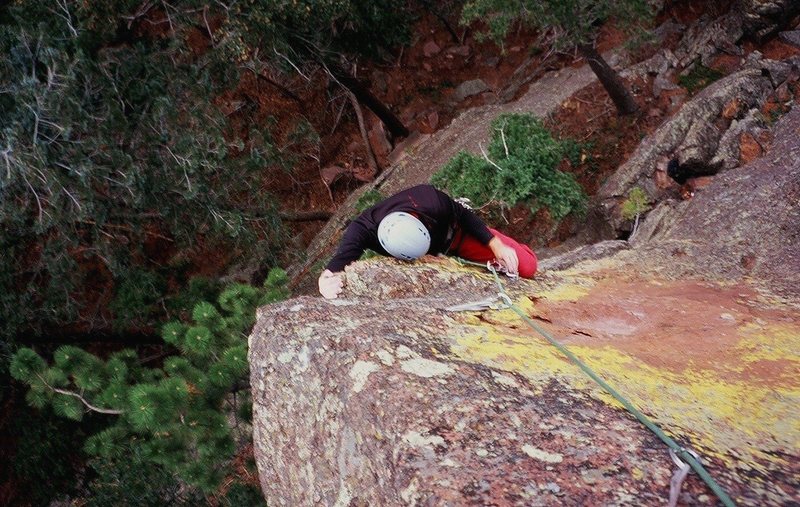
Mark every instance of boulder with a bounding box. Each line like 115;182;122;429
446;45;471;58
251;110;800;501
251;243;799;505
321;165;351;187
452;79;490;102
674;12;744;68
628;105;800;299
423;40;441;58
780;30;800;48
368;121;393;161
591;55;798;236
740;0;800;42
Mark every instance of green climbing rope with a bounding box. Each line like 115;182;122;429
456;258;736;507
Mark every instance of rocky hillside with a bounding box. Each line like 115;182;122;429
288;4;800;293
249;105;799;505
248;4;800;506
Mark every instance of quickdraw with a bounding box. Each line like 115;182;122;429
445;292;512;312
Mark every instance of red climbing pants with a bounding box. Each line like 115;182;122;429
450;227;538;279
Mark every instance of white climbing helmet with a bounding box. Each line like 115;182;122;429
377;212;431;261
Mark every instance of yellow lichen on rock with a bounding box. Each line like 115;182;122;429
734;322;800;380
448;309;800;470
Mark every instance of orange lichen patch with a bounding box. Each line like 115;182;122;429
746;38;800;61
531;278;799;387
740;358;798;384
722;97;742;120
449;273;799;470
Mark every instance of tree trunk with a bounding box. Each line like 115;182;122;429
329;66;410;139
416;0;460;43
579;44;639;116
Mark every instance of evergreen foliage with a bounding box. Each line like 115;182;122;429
226;0;412;64
86;447;206;507
431;114;586;221
355;189;385;213
621;187;650;221
461;0;653;49
222;482;267;507
678;64;725;94
7;405;90;506
461;0;653;115
0;0;415;338
10;268;290;494
0;1;288;337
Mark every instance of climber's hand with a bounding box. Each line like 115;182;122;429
488;236;519;276
318;269;344;299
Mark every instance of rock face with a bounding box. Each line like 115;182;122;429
248;282;681;506
590;54;800;238
452;79;490;102
250;110;800;504
630;105;800;299
740;0;800;42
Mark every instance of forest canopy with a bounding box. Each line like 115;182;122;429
0;0;413;339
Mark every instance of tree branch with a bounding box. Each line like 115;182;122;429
37;373;124;415
416;0;460;43
346;90;380;177
479;141;504;171
243;65;303;104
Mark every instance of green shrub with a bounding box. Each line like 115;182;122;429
86;447;205;507
222;482;267;507
355;189;384;213
8;405;89;506
10;268;290;494
109;270;167;329
431;113;587;221
0;3;289;339
678;64;724;94
621;187;650;221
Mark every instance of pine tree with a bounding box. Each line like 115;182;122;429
10;268;290;493
461;0;655;115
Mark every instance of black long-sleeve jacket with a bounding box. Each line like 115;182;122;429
326;184;494;272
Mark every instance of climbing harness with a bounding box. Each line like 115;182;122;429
452;258;736;507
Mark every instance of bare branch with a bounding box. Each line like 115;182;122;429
1;147;12;179
203;6;215;47
161;0;175;34
274;48;310;81
122;0;156;29
479;142;504;172
346;90;380;177
37;373;124;415
241;62;303;104
54;0;79;38
22;174;45;222
26;104;40;146
500;125;509;158
61;185;82;212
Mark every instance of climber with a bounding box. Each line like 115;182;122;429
318;184;538;299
